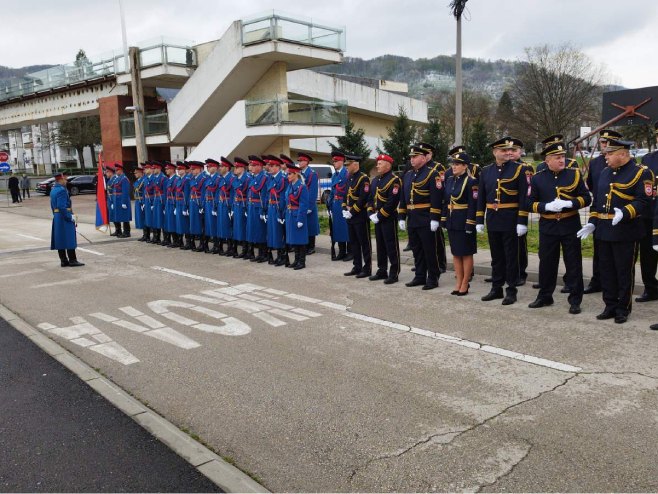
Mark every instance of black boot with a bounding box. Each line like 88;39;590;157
235;242;246;258
58;249;69;267
146;228;155;243
66;249;85;267
273;249;284;266
153;229;162;245
121;222;131;238
161;232;171;246
343;243;354;262
287;247;300;268
203;236;211;253
188;235;197;251
138;227;149;242
268;248;276;264
180;234;191;250
294;245;306;270
334;242;346;261
245;244;255;261
256;245;268;263
307;236;316;255
167;233;178;248
212;238;221;254
111;222;122;237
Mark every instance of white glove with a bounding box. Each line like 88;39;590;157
263;215;267;223
430;220;440;232
278;218;285;224
516;224;528;237
259;214;265;221
612;207;623;226
557;199;573;209
307;209;312;214
653;245;658;252
297;222;303;228
476;224;485;234
369;213;379;224
140;205;144;211
150;206;154;210
576;223;595;239
342;210;352;219
244;211;248;217
183;210;189;216
328;211;332;219
544;200;562;212
110;203;114;210
199;208;204;214
211;210;217;216
398;220;406;231
121;204;127;209
174;208;177;216
228;211;233;219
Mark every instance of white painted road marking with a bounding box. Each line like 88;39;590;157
151;266;228;285
78;247;105;256
0;269;45;278
16;233;46;241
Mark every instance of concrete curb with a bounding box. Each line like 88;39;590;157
0;303;269;494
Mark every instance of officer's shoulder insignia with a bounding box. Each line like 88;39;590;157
392;184;399;195
525;170;533;184
364;182;370;193
644;180;653;196
472;186;478;200
435;176;443;189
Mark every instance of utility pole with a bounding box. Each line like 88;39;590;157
449;1;468;146
118;0;130;73
129;47;148;165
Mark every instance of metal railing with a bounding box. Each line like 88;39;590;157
0;40;196;103
241;12;345;52
245;99;347;127
120;110;169;138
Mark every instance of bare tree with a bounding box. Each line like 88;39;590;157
510;44;606;148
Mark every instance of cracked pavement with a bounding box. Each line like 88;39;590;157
1;199;658;492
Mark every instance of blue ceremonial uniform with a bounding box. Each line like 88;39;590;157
143;174;153;228
285;179;309;245
476;159;529;296
110;174;132;222
188;173;206;235
590;159;653;318
441;173;478;257
266;171;287;249
231;173;249;243
528;167;591;306
329;166;349;242
164;174;178;234
217;172;234;241
50;183;76;250
204;173;220;239
133;175;145;229
246;170;267;244
302;166;320;237
175;173;191;236
106;174;117;222
150;172;166;230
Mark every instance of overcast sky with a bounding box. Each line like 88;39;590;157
5;0;657;89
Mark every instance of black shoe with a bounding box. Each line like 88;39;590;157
649;323;658;330
110;231;119;237
569;304;582;315
450;290;461;295
515;278;526;287
68;260;85;267
484;277;493;283
583;285;602;294
60;261;69;267
355;272;371;279
422;283;438;290
343;253;354;262
405;279;426;287
307;248;315;255
560;287;571;294
344;268;360;276
481;290;504;301
383;277;398;285
403;243;412;252
501;295;517;305
614;314;628;324
532;283;540;289
596;310;615;320
333;253;345;261
528;298;553;308
369;273;388;281
635;293;658;303
411;267;416;272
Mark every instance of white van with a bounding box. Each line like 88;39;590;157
309;163;334;204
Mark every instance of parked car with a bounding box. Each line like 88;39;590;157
35;177;57;195
67;174;97;195
309;163;334;204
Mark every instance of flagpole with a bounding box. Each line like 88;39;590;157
118;0;130;73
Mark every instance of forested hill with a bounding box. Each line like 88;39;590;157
0;65;56;82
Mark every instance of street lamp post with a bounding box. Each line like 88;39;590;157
449;1;468;146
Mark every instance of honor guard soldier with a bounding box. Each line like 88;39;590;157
203;158;221;254
50;172;84;268
476;137;530;305
133;165;145;235
141;162;154;242
328;150;351;260
444;145;481;181
188;161;207;251
160;162;177;246
105;165;118;235
509;138;533;286
577;138;653;323
246;155;268;262
418;142;448;274
441;152;478;295
535;134;578;173
267;155;288;265
231;157;250;258
367;154;402;284
109;163;132;237
637;121;658;303
284;161;310;270
528;140;591;314
216;157;235;256
298;152;320;254
584;129;623;293
149;162;166;245
174;162;192;249
342;154;372;278
398;145;442;290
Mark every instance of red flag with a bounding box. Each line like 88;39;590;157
95;154;109;232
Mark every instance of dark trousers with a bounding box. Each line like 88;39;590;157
538;232;583;305
10;189;21;203
518;234;528;280
488;229;518;296
22;188;30;199
348;220;371;273
375;219;400;278
638;219;658;296
435;228;447;272
589;238;602;289
409;225;439;284
598;240;638;316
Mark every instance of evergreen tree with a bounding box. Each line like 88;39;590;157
328;118;373;173
380;107;417;172
418;118;449;163
495;91;514;137
466;120;490;164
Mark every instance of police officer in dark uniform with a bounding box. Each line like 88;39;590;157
535;134;579;173
398;145;442;290
637;121;658;303
343;155;372;278
418;142;448;274
444;145;481;181
577;138;653;323
527;140;591;314
584;129;623;294
509;138;533;286
368;154;402;284
476;137;529;305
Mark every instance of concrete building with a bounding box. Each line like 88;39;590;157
0;12;427;171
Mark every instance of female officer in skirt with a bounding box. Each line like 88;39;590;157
441;152;478;295
285;161;310;270
50;172;84;267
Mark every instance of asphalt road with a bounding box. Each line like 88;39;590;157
1;196;657;492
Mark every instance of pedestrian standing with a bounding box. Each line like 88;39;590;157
50;172;84;268
8;173;21;203
20;174;30;199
